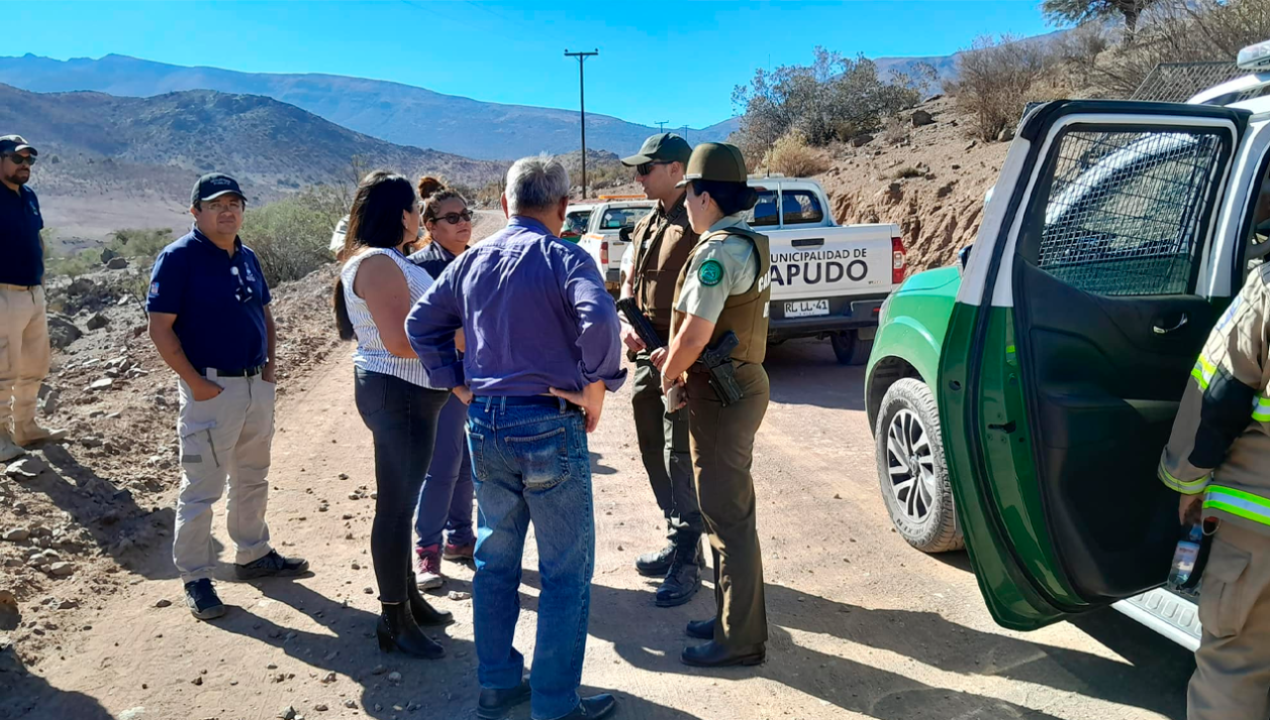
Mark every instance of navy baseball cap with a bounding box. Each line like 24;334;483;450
0;135;37;156
191;173;245;206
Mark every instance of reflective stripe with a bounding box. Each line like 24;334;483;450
1158;460;1209;494
1191;354;1216;391
1205;485;1270;527
1254;395;1270;422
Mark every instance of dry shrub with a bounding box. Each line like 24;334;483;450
882;116;909;146
763;131;831;178
1089;0;1270;97
952;35;1065;141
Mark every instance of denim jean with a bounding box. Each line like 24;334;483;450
415;392;476;550
468;396;594;720
353;368;450;602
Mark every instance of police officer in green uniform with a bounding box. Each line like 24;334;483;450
652;142;770;668
618;133;706;607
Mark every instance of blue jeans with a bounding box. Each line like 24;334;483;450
415;393;476;549
467;396;594;720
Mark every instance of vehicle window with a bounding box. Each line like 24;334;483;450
1032;129;1228;296
748;190;778;227
600;208;645;231
780;190;825;225
1245;169;1270;268
562;211;590;237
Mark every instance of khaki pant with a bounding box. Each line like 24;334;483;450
1189;522;1270;720
172;370;276;583
685;362;770;648
0;284;50;429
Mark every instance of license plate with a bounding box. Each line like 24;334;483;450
784;299;829;318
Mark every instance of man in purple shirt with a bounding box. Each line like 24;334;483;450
407;156;625;720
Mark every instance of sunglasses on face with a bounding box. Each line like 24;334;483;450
5;154;35;166
433;210;473;225
636;161;670;177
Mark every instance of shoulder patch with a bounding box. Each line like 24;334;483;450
699;259;724;287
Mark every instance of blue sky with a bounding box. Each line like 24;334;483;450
6;1;1052;127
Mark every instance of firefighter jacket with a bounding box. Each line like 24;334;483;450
1160;262;1270;536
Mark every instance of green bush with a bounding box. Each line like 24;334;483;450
241;186;346;284
109;228;173;259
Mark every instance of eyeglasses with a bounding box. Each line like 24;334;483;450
5;154;35;166
434;210;473;225
636;161;670;177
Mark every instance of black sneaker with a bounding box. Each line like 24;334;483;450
635;543;676;577
235;550;310;580
184;579;227;620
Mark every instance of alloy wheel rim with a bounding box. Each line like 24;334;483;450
885;408;937;523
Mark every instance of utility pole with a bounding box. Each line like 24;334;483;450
656;121;668;132
565;49;599;199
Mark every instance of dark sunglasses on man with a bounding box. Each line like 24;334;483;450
636;161;670;177
434;210;473;225
5;153;36;166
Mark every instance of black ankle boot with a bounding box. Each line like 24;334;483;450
408;572;454;627
377;601;445;659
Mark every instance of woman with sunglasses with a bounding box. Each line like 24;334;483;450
407;177;477;589
334;171;453;659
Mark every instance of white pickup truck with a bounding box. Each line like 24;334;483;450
584;178;906;365
576;197;656;285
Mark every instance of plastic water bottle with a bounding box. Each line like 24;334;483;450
1168;523;1204;593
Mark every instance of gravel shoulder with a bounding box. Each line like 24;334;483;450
1;333;1196;720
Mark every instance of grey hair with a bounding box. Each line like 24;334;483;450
504;155;570;214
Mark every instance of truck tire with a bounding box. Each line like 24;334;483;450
831;331;872;366
875;378;963;553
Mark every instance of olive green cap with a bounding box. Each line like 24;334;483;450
675;142;748;188
621;133;692;167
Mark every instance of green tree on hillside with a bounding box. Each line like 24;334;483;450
1041;0;1162;41
731;48;922;154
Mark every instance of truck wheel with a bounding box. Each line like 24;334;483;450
831;331;872;366
875;378;963;553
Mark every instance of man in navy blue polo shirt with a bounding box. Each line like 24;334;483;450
147;173;308;621
0;134;65;462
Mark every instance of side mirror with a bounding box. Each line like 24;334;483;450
619;226;633;244
957;244;973;273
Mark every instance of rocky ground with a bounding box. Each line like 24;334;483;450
0;259;341;673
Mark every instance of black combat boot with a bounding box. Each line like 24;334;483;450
655;541;702;607
376;601;445;659
635;542;676;577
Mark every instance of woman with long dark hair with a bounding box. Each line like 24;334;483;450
408;177;477;589
333;170;453;658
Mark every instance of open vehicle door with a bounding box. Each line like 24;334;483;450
938;100;1251;630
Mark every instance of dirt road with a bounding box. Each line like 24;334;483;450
6;339;1195;720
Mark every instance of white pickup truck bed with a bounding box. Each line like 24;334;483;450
584;178;905;364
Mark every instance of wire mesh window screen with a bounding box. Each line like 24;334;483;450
1036;129;1225;296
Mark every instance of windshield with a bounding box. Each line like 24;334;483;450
597;207;650;232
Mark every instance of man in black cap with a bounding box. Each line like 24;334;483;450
148;173;308;621
0;134;65;462
618;133;706;607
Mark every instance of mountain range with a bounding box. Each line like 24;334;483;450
0;54;741;161
0;82;509;241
